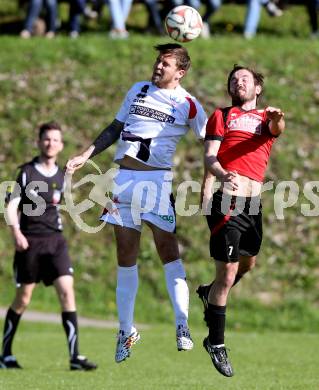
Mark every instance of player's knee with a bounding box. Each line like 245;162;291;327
58;289;74;306
225;274;237;289
215;264;237;289
242;256;256;273
159;248;180;263
215;274;235;291
247;258;256;272
156;239;179;262
117;242;139;263
15;292;32;310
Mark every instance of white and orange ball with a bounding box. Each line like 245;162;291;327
165;6;203;43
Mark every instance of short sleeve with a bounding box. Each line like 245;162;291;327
187;98;208;139
115;84;137;123
205;109;225;141
6;169;24;203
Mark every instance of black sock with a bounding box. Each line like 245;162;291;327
206;304;226;346
61;311;79;359
2;308;21;357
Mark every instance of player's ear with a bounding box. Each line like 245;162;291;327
177;69;186;80
256;85;262;96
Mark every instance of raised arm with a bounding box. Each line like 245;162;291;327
265;106;285;136
66;119;124;173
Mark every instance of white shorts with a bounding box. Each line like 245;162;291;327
100;169;176;232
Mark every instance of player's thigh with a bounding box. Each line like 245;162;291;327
113;225;141;266
210;227;241;262
12;283;36;310
13;238;41;284
239;213;263;257
53;274;74;294
206;191;239;261
141;178;176;234
238;255;256;274
42;234;73;286
214;259;239;283
142;207;176;235
148;223;179;263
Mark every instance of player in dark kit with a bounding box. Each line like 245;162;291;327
0;122;97;371
198;65;285;377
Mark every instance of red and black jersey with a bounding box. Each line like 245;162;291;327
205;106;276;182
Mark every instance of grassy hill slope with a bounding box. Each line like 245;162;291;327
0;3;319;330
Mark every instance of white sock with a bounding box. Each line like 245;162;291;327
164;259;189;328
116;265;138;334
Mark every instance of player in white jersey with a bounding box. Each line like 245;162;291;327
66;43;207;363
114;80;206;169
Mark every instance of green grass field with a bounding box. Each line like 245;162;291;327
1;5;319;389
0;321;318;390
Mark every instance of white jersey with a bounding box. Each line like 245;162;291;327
114;81;207;168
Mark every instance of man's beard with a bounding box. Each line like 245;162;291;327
231;95;246;106
151;72;162;85
231;89;255;106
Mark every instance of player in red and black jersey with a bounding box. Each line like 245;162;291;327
0;122;97;371
198;65;285;377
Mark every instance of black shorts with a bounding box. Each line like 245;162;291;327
206;190;263;262
13;233;73;286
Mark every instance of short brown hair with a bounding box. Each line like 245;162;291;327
38;121;62;139
227;65;264;95
154;43;191;71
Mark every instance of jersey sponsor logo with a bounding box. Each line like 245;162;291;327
52;189;61;204
170;94;183;104
169;94;181;114
136;84;149;99
129;105;175;123
228;114;262;135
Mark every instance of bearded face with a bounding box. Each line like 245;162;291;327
229;69;261;106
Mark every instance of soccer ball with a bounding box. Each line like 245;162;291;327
165;6;203;43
